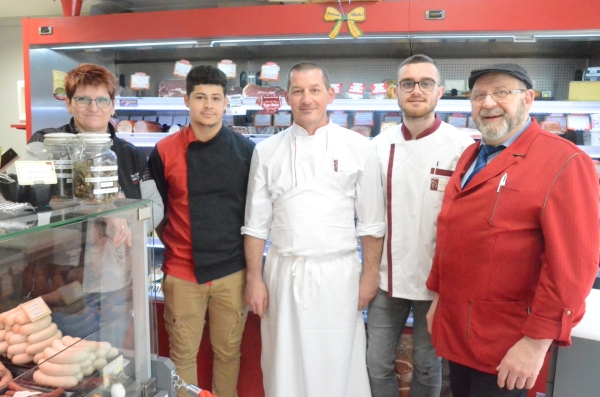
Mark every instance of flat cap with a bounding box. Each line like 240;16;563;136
468;63;533;90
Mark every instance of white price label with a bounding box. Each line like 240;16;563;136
93;187;119;195
218;62;237;79
20;296;52;322
174;61;192;78
261;64;280;81
330;112;349;127
274;112;292;127
226;106;247;116
89;165;118;172
255;113;272;127
57;281;84;305
15;161;57;185
173;116;188;126
130;74;150;90
355;112;374;126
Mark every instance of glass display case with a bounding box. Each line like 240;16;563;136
0;199;173;397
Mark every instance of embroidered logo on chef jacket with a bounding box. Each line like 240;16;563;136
130;171;140;185
430;167;453;192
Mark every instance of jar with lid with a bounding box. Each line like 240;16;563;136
42;133;74;200
67;133;118;204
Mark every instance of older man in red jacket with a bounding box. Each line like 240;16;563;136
426;64;599;397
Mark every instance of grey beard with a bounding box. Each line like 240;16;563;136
476;101;527;142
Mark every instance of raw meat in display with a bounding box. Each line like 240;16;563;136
158;79;187;97
242;84;285;98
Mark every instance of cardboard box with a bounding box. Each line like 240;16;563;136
568;81;600;101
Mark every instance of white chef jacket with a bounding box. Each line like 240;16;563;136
242;121;385;397
372;121;473;300
242;121;385;241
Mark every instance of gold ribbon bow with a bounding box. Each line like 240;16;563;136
324;6;366;39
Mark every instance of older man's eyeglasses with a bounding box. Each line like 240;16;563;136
73;96;112;108
470;89;526;104
398;79;438;93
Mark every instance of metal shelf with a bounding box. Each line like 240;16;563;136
115;96;600;114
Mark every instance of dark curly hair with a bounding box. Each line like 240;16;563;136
186;65;227;96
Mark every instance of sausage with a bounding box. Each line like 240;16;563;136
105;347;119;360
91;358;107;370
0;341;8;354
28;323;58;344
33;352;44;364
11;324;20;333
33;370;78;388
97;341;111;351
116;120;135;133
51;339;67;351
71;339;99;352
26;330;62;356
133;120;163;133
44;346;90;364
61;336;79;346
0;307;21;324
4;310;23;326
19;315;52;336
0;322;5;330
7;342;28;356
80;365;94;376
11;353;33;365
8;333;27;345
39;362;80;377
14;312;31;325
95;348;108;358
0;329;5;341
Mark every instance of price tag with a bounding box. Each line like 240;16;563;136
1;273;13;299
447;115;467;128
567;114;591;130
158;116;174;126
274;112;292;127
384;115;403;124
218;60;237;79
260;62;280;81
355;112;374;126
255;113;272;127
173;60;192;78
225;106;247;116
173;116;188;126
227;94;243;108
330;83;343;94
20;296;52;322
371;82;388;95
15;161;57;185
57;281;84;305
103;355;124;388
381;122;398;133
130;73;150;90
330;112;349;127
348;83;366;95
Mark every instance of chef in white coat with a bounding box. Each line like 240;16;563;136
242;61;385;397
367;54;473;397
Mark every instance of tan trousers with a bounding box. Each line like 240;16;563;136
163;270;248;397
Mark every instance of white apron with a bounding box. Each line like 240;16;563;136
261;134;371;397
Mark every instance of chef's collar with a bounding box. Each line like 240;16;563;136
401;114;442;141
292;121;331;137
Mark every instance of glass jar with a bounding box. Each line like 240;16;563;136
68;134;118;204
43;133;74;200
